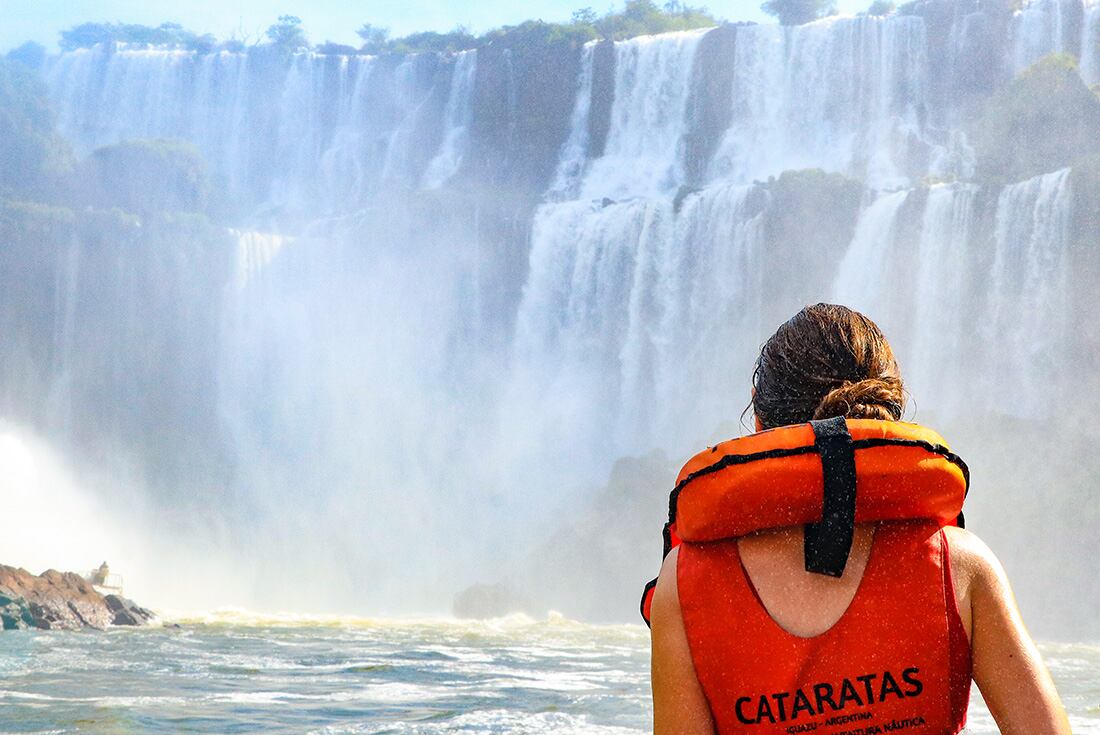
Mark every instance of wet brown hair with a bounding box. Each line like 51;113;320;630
751;303;904;429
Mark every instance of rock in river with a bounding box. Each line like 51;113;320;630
0;564;155;630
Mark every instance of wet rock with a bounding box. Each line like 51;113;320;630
0;564;154;631
104;594;156;626
0;592;36;630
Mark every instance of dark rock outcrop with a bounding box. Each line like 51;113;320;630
104;594;157;626
0;564;155;630
512;450;677;621
587;39;618;161
0;593;36;630
682;25;737;187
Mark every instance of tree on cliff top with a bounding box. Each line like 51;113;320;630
5;42;46;70
593;0;719;39
972;54;1100;183
864;0;897;15
356;24;390;54
265;15;308;52
387;28;478;55
761;0;837;25
59;21;217;52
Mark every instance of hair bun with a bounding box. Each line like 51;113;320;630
812;377;904;422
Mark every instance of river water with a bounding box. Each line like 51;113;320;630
0;612;1096;734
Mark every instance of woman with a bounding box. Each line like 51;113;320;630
649;304;1070;734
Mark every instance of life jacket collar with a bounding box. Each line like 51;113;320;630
640;417;968;625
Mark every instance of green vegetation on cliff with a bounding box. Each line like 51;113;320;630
761;0;837;26
586;0;719;39
53;1;720;56
266;15;309;53
60;21;218;52
354;2;720;54
76;139;210;216
0;57;71;201
972;54;1100;183
864;0;897;15
1;52;213;222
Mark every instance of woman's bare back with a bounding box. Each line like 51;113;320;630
736;523;877;638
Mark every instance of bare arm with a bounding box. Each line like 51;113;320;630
947;527;1071;734
650;546;715;735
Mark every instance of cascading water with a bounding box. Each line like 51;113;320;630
832;190;911;314
830;173;1074;426
1012;0;1075;72
21;3;1098;633
46;48;453;218
984;168;1073;419
906;183;978;415
422;50;477;189
1082;0;1100;84
509;183;766;468
578;30;707;200
708;16;934;188
547;41;597;201
48;47;252;196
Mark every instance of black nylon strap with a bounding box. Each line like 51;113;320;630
805;416;858;577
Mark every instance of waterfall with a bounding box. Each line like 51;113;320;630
510;182;766;470
832;190;911;314
46;235;82;436
547;42;597;201
708;16;931;189
24;19;1097;626
46;47;455;217
422;50;478;189
215;224;493;608
378;55;439;189
1011;0;1076;73
984;168;1073;418
829;171;1073;423
48;47;252;192
1082;0;1100;85
231;230;287;290
268;53;333;210
578;30;709;200
906;184;977;414
47;47;194;149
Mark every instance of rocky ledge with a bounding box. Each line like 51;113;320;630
0;564;155;631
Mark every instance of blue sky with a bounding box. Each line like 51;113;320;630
2;0;864;52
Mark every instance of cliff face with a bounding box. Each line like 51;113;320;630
0;565;155;630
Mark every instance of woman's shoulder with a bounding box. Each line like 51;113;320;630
942;525;1008;586
653;546;681;600
942;525;1016;637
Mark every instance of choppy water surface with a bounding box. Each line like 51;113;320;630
0;613;1096;734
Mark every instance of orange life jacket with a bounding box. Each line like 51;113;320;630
641;417;972;734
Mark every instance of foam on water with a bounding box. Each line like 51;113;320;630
0;620;1095;733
